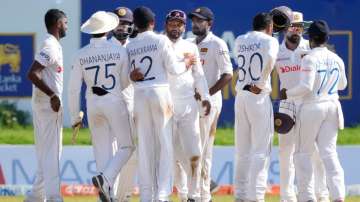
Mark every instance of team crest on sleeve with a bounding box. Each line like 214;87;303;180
200;48;208;53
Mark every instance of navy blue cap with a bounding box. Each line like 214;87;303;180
133;6;155;27
188;7;214;21
113;7;133;23
308;20;330;37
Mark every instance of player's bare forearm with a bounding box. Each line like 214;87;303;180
209;73;232;96
27;61;55;97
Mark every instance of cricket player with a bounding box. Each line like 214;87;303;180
187;7;233;202
25;9;67;202
283;20;347;202
233;12;279;202
127;6;195;202
68;11;134;202
109;6;138;202
164;9;211;202
275;12;329;202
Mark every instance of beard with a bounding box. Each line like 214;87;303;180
287;34;301;44
192;26;206;36
167;30;181;41
59;28;66;38
113;32;129;41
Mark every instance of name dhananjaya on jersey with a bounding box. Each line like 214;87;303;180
79;52;121;66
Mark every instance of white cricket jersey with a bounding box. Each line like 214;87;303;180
126;31;187;89
189;32;233;107
287;46;347;102
33;33;64;100
68;37;129;123
275;38;310;90
234;31;279;94
109;37;134;106
109;36;130;47
168;38;210;100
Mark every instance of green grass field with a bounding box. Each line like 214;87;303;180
0;125;360;145
1;195;360;202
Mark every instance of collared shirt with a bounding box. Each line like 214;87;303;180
126;31;186;89
33;33;63;99
287;46;347;102
68;37;129;124
275;37;310;91
233;31;279;94
109;36;130;47
168;38;210;100
188;32;233;107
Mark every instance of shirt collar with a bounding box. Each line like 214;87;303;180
197;31;213;44
90;36;108;47
46;33;61;47
110;36;128;47
136;30;153;40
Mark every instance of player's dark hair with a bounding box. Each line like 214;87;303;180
133;7;155;30
45;9;66;30
310;34;328;45
252;12;272;31
92;33;107;38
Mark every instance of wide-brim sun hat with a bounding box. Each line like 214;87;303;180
81;11;119;34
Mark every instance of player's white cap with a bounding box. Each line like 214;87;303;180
291;11;304;24
81;11;119;34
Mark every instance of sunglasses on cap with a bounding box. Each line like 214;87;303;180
288;23;304;32
166;10;186;22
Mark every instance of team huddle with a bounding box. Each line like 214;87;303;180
25;4;347;202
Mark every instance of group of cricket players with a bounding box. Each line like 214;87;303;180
25;3;347;202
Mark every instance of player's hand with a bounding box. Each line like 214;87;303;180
50;94;61;112
184;53;196;70
250;84;262;94
71;117;83;129
280;88;287;100
130;68;144;81
194;91;201;101
202;100;211;116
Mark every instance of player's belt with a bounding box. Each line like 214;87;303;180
243;84;261;95
92;86;109;96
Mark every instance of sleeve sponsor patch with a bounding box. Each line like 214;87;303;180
39;51;50;61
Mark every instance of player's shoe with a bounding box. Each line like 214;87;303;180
333;200;344;202
187;199;195;202
92;173;112;202
210;179;220;193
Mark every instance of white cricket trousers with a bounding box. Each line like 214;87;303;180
134;86;174;202
199;101;221;202
279;101;329;202
234;91;273;201
173;96;202;201
294;100;345;202
29;98;63;202
87;95;134;193
115;85;138;202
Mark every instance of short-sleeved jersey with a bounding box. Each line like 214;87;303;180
287;47;347;102
188;32;233;107
275;38;310;90
33;33;64;99
233;31;279;94
168;38;209;100
68;37;129;123
126;31;186;89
